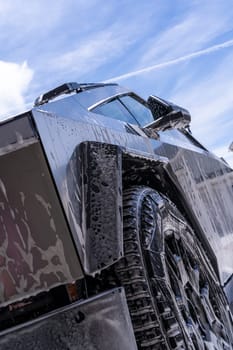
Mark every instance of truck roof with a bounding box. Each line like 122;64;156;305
34;82;119;106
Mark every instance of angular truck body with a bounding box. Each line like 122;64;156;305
0;82;232;349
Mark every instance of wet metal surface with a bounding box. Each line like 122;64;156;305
0;141;82;307
1;84;232;290
32;93;233;286
0;288;137;350
1;84;233;348
32;107;155;275
67;142;123;273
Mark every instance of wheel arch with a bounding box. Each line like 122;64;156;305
67;141;218;279
122;151;220;279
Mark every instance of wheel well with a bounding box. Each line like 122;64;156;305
122;153;185;216
122;154;220;279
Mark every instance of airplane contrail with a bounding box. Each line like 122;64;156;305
3;38;233;120
104;39;233;82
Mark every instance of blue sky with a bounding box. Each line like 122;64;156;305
1;0;233;165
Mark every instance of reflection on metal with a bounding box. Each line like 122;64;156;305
1;82;233;348
34;82;119;107
32;95;233;286
67;142;123;273
0;288;137;350
155;141;233;283
0;113;83;308
31;107;156;275
115;187;233;349
0;140;82;307
147;94;191;130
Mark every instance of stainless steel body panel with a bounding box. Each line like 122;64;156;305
32;86;233;285
0;115;83;307
1;83;233;348
0;287;137;350
152;139;233;283
32;107;164;275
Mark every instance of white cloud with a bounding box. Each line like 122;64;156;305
159;46;233;168
170;50;233;134
213;145;233;168
104;39;233;83
50;23;139;77
138;0;233;67
0;61;33;119
54;31;123;73
0;0;65;29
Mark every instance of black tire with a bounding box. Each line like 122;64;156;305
114;186;233;350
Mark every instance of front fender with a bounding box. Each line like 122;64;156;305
66;141;167;275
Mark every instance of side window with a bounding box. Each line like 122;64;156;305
92;99;139;125
159;129;191;143
92;94;154;126
159;129;206;149
119;95;154;125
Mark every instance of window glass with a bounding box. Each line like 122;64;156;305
119;95;154;125
159;129;189;143
159;129;202;148
92;99;139;124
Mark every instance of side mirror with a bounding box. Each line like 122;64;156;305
146;95;191;131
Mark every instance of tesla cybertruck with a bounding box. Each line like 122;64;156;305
0;82;233;349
